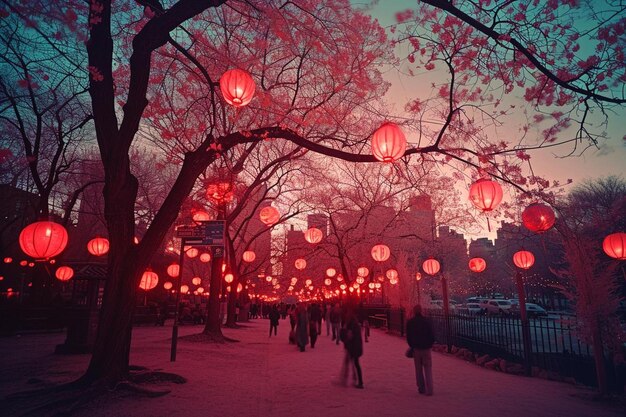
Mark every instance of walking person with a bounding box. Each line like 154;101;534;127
269;304;280;337
324;303;331;336
295;303;309;352
406;304;435;396
330;303;342;345
340;308;364;389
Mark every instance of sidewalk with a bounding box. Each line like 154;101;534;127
0;319;622;417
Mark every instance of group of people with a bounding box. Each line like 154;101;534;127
261;300;435;395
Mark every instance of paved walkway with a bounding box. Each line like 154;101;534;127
0;319;622;417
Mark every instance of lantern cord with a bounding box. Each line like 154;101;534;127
486;217;491;233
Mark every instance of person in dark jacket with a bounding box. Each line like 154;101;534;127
406;304;435;395
341;309;364;389
269;305;280;337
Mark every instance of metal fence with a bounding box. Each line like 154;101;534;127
384;307;625;392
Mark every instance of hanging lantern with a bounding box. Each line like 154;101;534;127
49;259;56;264
198;287;205;294
371;244;390;262
422;258;441;276
219;68;255;107
513;250;535;270
324;278;332;286
139;269;159;290
368;282;375;289
290;277;298;285
192;277;202;285
602;232;626;260
87;237;110;256
389;278;398;285
243;250;256;263
186;247;199;258
192;210;211;222
206;182;234;203
259;206;280;226
167;263;180;278
386;269;398;280
375;282;382;288
3;257;12;263
339;284;347;290
55;266;74;281
468;257;487;273
180;284;189;294
371;122;407;163
304;227;323;244
265;275;272;282
415;272;422;282
326;267;336;277
469;178;503;212
357;267;369;277
200;252;211;263
522;203;556;233
305;279;312;286
336;274;344;282
224;273;234;283
19;220;68;260
356;276;365;285
295;258;307;270
237;283;243;293
19;260;27;266
164;281;173;290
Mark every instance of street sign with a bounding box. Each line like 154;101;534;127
176;221;225;246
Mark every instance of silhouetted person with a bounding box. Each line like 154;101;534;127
406;304;435;396
269;305;280;337
341;309;364;388
295;303;309;352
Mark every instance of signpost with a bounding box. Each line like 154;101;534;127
170;220;225;361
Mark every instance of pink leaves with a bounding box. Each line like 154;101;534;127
515;150;531;161
88;65;104;82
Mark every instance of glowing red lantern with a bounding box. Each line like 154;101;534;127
19;260;27;266
219;68;255;107
19;220;68;260
415;272;422;282
371;122;407;163
167;263;180;278
602;233;626;260
324;278;332;286
422;258;441;276
242;250;256;263
55;266;74;281
192;210;211;222
356;276;365;285
206;182;234;203
513;250;535;270
304;227;323;244
295;258;307;270
87;237;109;256
200;253;211;263
164;281;173;290
139;269;159;290
371;244;390;262
357;267;369;277
197;287;205;294
468;257;487;273
259;206;280;226
326;267;336;277
186;247;199;258
237;283;243;293
192;277;202;285
386;269;398;280
3;257;12;263
224;273;234;283
522;203;556;233
469;179;503;212
180;284;189;294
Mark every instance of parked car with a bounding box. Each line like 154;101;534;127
511;302;548;318
465;302;484;316
484;299;513;315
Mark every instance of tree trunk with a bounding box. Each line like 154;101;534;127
203;246;224;337
225;235;238;327
591;324;608;397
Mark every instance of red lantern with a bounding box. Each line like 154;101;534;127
324;278;332;286
87;237;110;256
139;269;159;290
192;210;211;222
19;220;68;260
522;203;556;233
186;247;199;258
304;227;323;244
357;267;369;277
164;281;173;290
259;206;280;226
219;68;255;107
326;267;336;277
206;182;234;203
242;250;256;263
3;257;12;263
386;269;398;280
415;272;422;282
469;179;503;212
167;263;180;278
192;277;202;285
371;122;407;163
422;258;441;276
356;276;365;285
468;257;487;273
513;250;535;270
295;258;307;270
603;232;626;260
371;244;390;262
55;266;74;281
200;253;211;263
224;273;234;284
237;283;243;293
180;284;189;294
